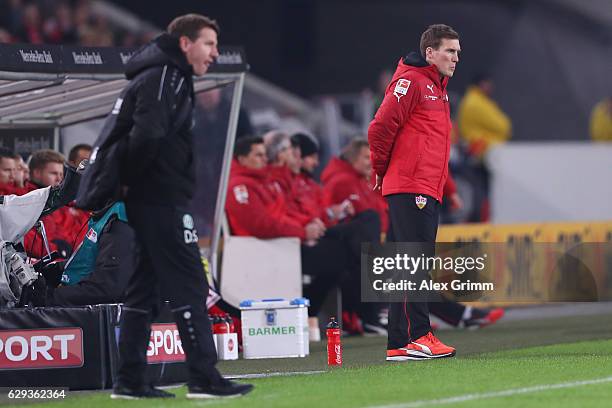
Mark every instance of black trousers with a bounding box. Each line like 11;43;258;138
428;297;466;327
116;202;222;388
386;193;440;349
333;210;382;321
301;210;381;317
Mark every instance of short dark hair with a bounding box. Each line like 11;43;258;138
29;149;64;172
340;138;369;163
420;24;459;58
0;147;15;160
68;143;92;163
167;13;220;41
234;136;264;159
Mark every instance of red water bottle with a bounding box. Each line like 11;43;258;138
212;315;230;334
326;317;342;366
225;314;235;333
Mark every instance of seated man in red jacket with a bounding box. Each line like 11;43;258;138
225;136;344;320
291;133;357;226
282;132;385;335
23;149;89;259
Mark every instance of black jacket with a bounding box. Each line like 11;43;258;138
112;33;196;205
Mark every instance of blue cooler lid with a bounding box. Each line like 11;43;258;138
290;297;310;306
239;297;310;309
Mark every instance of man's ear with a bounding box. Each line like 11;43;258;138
425;46;434;59
178;35;192;53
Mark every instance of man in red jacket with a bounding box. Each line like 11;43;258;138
291;132;355;227
226;136;344;318
368;24;460;361
322;139;388;233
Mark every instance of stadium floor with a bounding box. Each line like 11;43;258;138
6;309;612;407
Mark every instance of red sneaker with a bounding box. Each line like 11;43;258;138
342;311;364;336
463;308;505;329
386;332;455;361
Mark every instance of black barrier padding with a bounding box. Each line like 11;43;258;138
0;306;108;390
105;302;188;388
0;44;247;75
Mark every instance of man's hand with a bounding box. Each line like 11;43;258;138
304;219;326;242
328;200;355;221
448;192;464;211
373;175;382;191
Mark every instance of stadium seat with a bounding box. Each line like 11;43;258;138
219;214;302;309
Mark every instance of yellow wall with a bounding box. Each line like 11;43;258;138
437;221;612;305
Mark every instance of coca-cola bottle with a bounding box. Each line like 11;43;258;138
326;317;342;366
212;315;230;334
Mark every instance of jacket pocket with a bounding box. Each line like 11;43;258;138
399;134;423;178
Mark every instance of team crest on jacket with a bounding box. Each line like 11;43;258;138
393;79;411;102
86;228;98;243
233;185;249;204
183;214;194;229
415;195;427;209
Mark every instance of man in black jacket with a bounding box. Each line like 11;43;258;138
110;14;252;399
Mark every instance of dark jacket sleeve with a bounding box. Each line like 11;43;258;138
126;66;180;180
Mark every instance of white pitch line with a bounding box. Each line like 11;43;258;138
227;370;325;379
368;376;612;408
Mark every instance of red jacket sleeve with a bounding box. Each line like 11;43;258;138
443;170;457;197
226;182;305;240
368;76;421;177
323;177;367;215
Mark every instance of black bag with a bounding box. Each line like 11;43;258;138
76;84;192;211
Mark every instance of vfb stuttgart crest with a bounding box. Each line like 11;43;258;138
415;195;427;210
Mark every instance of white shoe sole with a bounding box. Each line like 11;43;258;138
110;394;139;400
386;350;455;361
386;355;430;361
186;393;242;399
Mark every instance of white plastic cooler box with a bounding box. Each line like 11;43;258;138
239;298;310;359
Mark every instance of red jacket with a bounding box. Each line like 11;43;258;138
22;181;89;258
292;172;345;226
0;182;29;196
321;157;389;233
225;161;305;240
368;53;452;202
266;165;312;227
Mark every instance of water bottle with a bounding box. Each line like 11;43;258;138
225;314;235;333
326;317;342;366
212;315;230;334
